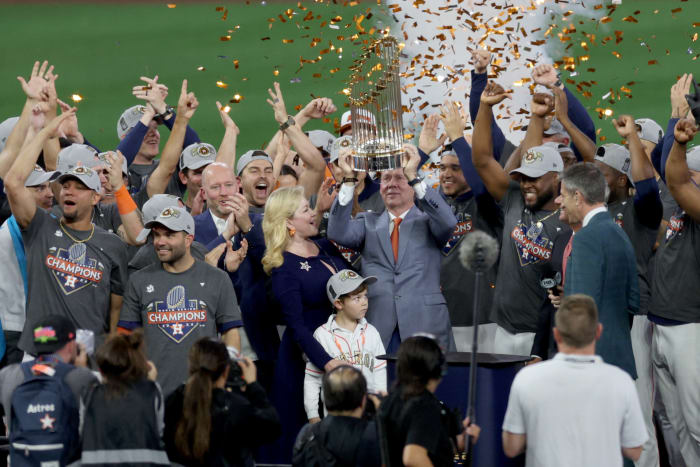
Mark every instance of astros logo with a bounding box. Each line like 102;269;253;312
46;243;103;294
148;285;207;343
523;150;543;164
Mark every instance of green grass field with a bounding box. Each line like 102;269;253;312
0;0;697;154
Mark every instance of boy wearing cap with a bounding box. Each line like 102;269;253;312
4;112;128;357
303;269;387;423
118;205;242;396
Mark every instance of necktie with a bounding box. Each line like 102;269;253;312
391;218;402;263
562;233;574;285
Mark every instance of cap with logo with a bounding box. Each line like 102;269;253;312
135;195;184;242
510;145;564;178
687;145;700;172
142;206;195;239
32;314;77;355
56;165;102;192
635;118;664;144
236;149;273;176
98;151;128;176
117;105;148;140
57;144;101;174
595;143;632;179
326;269;377;303
307;130;335;155
0;116;20;152
329;136;353;164
179;143;217;171
25;164;60;187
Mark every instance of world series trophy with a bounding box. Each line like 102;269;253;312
347;36;404;172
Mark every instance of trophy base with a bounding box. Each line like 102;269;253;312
353;152;402;172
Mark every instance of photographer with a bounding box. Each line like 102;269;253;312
379;336;479;467
163;338;280;467
293;365;382;467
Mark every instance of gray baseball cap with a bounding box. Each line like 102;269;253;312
25;164;60;187
56;165;102;192
510;145;564;178
135;194;183;242
635;118;664;144
595;144;631;179
687;145;700;172
236;149;273;176
0;116;19;152
117;105;148;140
307;129;335;155
179;142;217;171
97;151;128;176
544;118;570;140
326;269;377;303
143;206;195;238
330;136;353;163
57;144;101;173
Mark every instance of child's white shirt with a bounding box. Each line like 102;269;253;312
303;314;387;419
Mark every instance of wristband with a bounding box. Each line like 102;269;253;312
342;177;358;184
115;185;138;215
279;115;295;131
407;177;422;187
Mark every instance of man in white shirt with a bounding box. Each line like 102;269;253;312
502;294;647;466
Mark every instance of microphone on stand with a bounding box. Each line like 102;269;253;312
458;231;499;466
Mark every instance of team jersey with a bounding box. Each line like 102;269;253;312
303;315;387;419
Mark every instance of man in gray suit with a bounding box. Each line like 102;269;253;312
327;144;457;352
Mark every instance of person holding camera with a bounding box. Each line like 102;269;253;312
294;365;382;467
379;335;479;467
163;337;280;467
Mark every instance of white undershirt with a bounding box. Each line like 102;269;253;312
582;205;608;228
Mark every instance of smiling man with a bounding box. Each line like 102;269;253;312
327;144;457;352
236;149;275;214
4;112;128;356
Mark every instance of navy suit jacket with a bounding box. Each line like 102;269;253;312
327;185;458;351
193;210;227;251
564;211;639;378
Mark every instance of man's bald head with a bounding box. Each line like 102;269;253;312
201;162;239;218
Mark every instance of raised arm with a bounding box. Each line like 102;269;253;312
469;49;507;161
472;82;512;201
326;150;367;248
266;82;326;199
104;150;144;245
5;110;75;228
418;113;447;164
215;101;239;168
549;84;596;162
146;80;198;197
41;66;61;171
665;119;700;221
264;97;336;159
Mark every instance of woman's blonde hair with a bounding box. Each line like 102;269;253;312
262;186;305;274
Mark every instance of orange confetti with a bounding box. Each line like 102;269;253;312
612;51;622;59
600;16;612;24
622;16;638;23
71;94;83;102
216;81;228;89
230;94;243;103
220;35;231;41
312;73;322;78
671;8;682;14
197;66;205;71
233;59;239;69
167;4;176;8
648;60;658;65
282;39;294;44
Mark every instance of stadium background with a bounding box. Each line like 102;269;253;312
0;0;697;156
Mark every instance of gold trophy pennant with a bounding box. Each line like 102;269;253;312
347;36;403;172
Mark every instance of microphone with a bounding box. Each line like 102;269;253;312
459;230;500;273
539;262;562;295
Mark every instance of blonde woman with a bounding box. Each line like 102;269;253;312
262;186;347;462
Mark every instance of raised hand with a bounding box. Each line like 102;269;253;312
531;93;554;118
440;101;466;142
418;113;447;154
177;79;199;120
480;82;511;106
204;241;227;267
132;75;169;114
190;188;205;216
224;238;248;272
532;63;559;87
337;149;356;178
17;60;55;102
671;73;693;119
301;97;337;120
686;78;700;123
103;151;126;192
229;193;251;232
42;108;77;139
612;115;636;139
266;82;289;125
315;177;337;213
472;49;491;74
401;143;420;180
673;118;698;145
216;101;240;135
57;98;82;141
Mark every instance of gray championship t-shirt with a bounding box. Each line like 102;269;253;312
649;209;700;323
128;161;159;195
491;182;571;333
441;193;502;327
120;259;242;395
19;210;128;354
608;199;657;315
